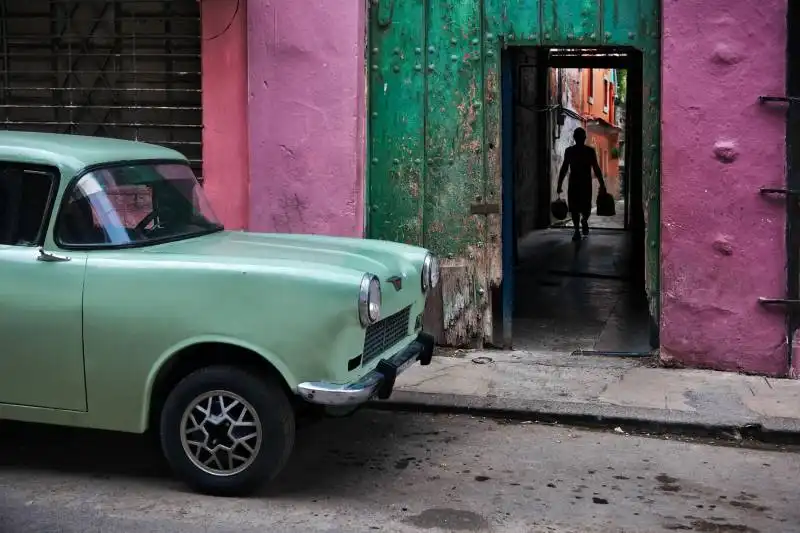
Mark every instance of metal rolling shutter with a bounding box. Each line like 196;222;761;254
0;0;202;180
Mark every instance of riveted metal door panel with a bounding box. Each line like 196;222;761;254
602;0;650;43
540;0;602;45
368;0;494;345
490;1;540;43
367;0;426;245
424;0;491;344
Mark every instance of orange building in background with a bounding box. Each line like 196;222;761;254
579;68;622;199
548;67;622;201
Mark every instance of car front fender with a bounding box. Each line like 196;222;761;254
139;334;299;432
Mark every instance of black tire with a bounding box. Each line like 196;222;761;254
159;365;295;497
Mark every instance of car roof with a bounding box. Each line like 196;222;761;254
0;130;188;178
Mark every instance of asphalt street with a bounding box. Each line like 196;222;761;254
0;411;797;532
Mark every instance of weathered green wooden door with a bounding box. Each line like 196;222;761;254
368;0;661;346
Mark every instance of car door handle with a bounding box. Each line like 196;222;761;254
37;247;71;263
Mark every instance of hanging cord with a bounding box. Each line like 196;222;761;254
202;0;241;41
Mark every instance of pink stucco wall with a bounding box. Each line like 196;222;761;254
201;0;250;230
661;0;788;375
245;0;366;236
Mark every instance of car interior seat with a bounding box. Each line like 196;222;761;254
60;195;104;244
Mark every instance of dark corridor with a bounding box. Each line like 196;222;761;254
507;227;651;354
495;47;654;355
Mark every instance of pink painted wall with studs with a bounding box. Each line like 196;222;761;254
660;0;789;375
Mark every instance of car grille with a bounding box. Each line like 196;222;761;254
363;306;412;365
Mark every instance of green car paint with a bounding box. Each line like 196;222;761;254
0;131;434;434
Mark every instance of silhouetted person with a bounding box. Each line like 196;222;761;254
557;127;606;241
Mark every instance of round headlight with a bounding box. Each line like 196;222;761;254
358;274;381;326
422;253;440;292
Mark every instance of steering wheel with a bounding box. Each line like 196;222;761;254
134;210;161;236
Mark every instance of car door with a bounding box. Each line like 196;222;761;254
0;164;88;411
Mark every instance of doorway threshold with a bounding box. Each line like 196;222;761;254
547;269;629;281
571;349;653;358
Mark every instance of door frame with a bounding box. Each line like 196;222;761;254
760;2;800;374
500;52;515;347
498;46;656;349
367;1;662;348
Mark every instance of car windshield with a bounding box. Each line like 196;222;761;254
57;163;223;247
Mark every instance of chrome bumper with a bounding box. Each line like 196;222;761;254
297;332;435;407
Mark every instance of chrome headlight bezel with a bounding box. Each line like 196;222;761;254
421;253;440;292
358;273;382;326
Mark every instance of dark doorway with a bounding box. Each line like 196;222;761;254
494;47;654;357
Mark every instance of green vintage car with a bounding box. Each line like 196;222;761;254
0;131;438;496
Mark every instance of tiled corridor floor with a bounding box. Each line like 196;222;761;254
501;203;652;354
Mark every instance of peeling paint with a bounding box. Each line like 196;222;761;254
439;256;488;346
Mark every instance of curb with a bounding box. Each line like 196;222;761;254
366;391;800;446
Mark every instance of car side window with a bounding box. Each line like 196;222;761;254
57;172;154;246
0;165;55;246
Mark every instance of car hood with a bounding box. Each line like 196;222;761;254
143;230;428;281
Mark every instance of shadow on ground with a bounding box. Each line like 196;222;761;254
0;411;443;496
502;225;651;354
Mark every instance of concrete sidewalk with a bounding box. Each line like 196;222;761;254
372;349;800;440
